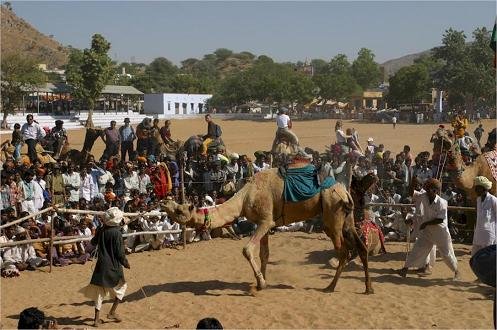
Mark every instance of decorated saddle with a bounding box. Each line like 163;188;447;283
281;164;336;202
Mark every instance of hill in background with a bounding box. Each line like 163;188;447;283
1;5;69;69
380;49;432;78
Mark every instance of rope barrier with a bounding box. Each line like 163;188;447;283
367;202;475;211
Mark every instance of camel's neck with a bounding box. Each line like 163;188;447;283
198;189;247;229
452;150;480;195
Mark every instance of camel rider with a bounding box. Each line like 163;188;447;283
271;107;300;154
202;114;222;155
451;114;468;139
51;120;68;159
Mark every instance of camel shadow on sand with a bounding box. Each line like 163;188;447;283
6;314;95;327
125;280;294;302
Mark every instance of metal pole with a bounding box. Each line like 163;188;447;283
181;151;187;249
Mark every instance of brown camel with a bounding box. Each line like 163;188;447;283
446;145;496;200
59;128;102;165
163;167;373;294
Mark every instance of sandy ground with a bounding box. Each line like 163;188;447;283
1;117;494;159
1;118;495;329
0;233;494;329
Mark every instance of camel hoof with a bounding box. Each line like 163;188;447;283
257;281;267;291
364;288;374;295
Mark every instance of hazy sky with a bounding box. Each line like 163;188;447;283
9;1;496;65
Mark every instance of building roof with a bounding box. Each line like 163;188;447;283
101;85;144;95
23;83;143;95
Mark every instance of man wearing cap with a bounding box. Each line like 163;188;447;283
398;178;460;279
271;107;299;154
119;118;136;162
80;207;130;327
472;176;497;256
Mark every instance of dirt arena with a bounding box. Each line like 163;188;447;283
1;118;495;329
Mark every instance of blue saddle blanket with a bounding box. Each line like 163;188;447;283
283;164;336;202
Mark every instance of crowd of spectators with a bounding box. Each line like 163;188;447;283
0;113;494;278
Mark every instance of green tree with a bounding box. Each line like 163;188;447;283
351;48;382;90
387;63;431;108
313;54;358;107
433;27;495;111
65;34;114;127
288;72;315;116
1;54;45;128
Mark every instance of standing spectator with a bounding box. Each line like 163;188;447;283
119;118;136;162
474;124;484;148
270;107;299;154
137;167;151;194
47;164;65;205
80;165;97;202
11;123;23;162
21;114;46;164
150;118;162;156
392;116;397;129
18;170;38;213
472;176;497;256
80;207;130;327
63;164;81;204
136;118;152;156
101;121;121;161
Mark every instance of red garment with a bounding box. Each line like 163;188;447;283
150;166;169;198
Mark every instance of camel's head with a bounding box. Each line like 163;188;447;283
161;199;196;226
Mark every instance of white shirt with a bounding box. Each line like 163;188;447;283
80;173;96;202
392;117;397;123
473;193;497;246
138;174;151;194
336;129;347;144
413;190;448;228
21;122;45;141
63;172;81;202
276;114;291;129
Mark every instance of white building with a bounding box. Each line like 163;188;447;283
144;93;212;116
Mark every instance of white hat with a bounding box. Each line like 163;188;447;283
474;176;492;190
230;153;239;160
16;227;26;235
104;207;124;226
204;195;214;205
367;137;374;142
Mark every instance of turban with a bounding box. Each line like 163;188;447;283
424;178;442;191
104;207;124;227
474;176;492;190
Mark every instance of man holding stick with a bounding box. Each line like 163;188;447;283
398;178;460;280
80;207;130;327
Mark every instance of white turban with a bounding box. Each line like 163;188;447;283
104;207;124;226
230;153;239;160
474;176;492;190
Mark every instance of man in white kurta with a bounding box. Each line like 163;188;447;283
399;178;460;279
472;176;497;256
63;166;81;203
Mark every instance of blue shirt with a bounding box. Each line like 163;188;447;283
120;125;135;142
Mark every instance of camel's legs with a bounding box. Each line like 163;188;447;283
324;246;348;292
355;231;374;294
259;233;269;279
243;223;271;290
